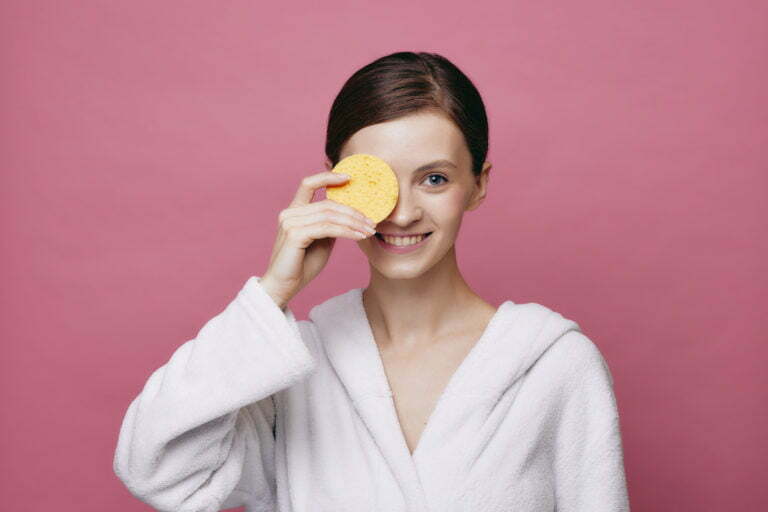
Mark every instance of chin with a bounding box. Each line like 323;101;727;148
367;250;444;280
375;265;431;280
359;234;454;278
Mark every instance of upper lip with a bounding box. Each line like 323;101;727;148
377;232;432;237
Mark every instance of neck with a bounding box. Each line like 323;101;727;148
361;246;482;352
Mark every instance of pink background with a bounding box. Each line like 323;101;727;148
2;1;766;510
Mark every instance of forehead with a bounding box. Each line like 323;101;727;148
340;111;469;170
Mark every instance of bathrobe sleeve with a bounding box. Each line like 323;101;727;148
552;331;630;512
112;276;316;512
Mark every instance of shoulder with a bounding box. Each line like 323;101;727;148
535;328;616;390
503;299;613;385
528;328;623;435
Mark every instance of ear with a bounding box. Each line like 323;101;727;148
466;161;492;211
324;158;333;171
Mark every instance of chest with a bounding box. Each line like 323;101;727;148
376;334;481;455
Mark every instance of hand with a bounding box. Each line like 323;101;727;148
259;171;378;309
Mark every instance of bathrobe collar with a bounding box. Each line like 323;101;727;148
308;286;581;509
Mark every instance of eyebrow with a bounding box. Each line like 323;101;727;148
413;159;457;174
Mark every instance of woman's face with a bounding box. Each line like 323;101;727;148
326;110;491;280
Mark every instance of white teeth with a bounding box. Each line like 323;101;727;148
382;234;426;246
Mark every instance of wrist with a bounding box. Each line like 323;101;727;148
259;274;290;310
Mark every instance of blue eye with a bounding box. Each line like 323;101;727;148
424;173;448;186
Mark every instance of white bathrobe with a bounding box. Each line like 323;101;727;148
113;275;629;512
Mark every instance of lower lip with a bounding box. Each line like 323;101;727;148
374;233;432;253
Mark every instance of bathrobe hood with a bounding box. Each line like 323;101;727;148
307;287;584;511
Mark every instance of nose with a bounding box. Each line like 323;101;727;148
384;186;422;226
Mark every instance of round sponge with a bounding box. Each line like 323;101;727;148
326;154;399;224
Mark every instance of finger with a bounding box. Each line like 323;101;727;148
289;171;350;208
284;199;375;226
284;209;377;237
289;221;372;247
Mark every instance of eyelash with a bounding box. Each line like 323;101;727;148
423;173;448;186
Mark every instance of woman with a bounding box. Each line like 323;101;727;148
113;52;629;511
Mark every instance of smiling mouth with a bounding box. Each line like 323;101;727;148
374;231;433;245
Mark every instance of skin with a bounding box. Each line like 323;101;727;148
324;109;495;356
321;109;497;454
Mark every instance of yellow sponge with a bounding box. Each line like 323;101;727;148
326;154;398;224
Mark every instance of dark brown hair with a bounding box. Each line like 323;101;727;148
325;51;489;178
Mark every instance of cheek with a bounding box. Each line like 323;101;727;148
427;191;466;237
429;190;468;226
